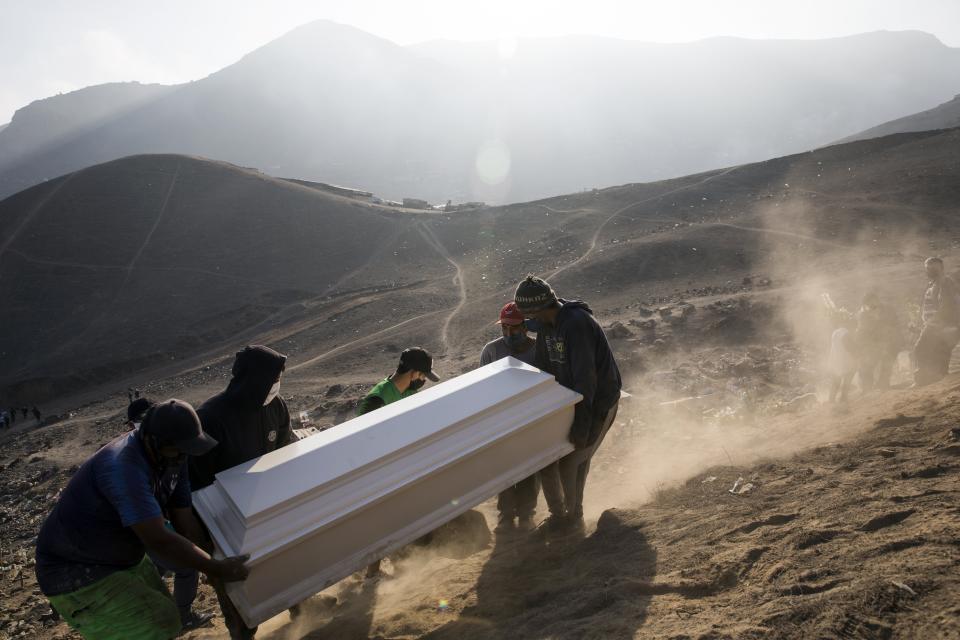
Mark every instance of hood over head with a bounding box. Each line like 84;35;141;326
226;345;287;409
558;299;593;316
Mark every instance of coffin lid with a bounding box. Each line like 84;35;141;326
213;357;574;520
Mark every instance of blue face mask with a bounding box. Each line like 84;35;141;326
524;319;541;333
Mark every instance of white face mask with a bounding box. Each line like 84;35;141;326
264;380;281;406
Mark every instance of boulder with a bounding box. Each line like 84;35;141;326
630;318;657;332
605;321;633;340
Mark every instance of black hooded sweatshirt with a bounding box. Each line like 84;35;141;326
533;299;622;438
190;346;291;491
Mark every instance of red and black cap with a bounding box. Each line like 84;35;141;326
496;302;525;326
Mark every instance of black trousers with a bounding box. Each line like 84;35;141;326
540;401;619;518
496;473;541;519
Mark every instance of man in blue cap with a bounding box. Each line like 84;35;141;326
35;399;250;640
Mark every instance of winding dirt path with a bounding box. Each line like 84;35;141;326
417;220;467;354
287;309;444;372
547;166;741;280
121;162;181;289
0;172;76;281
30;164;183;375
709;222;849;249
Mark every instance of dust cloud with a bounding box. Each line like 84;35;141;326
580;171;952;523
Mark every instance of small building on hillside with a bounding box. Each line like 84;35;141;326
283;178;374;201
402;197;431;210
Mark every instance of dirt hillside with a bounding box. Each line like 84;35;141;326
3;368;959;639
2;128;960;639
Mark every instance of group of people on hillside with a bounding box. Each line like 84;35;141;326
34;275;621;640
0;405;42;430
826;257;960;401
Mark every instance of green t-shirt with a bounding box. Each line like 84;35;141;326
356;377;416;416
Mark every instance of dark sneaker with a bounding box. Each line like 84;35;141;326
180;610;214;633
517;515;536;532
494;514;515;533
539;514;570;533
567;515;586;533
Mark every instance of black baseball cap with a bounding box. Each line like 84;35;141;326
141;399;218;456
399;347;440;382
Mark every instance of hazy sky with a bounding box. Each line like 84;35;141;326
2;0;959;124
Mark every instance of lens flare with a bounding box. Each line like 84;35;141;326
475;139;511;186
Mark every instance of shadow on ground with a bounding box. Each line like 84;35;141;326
421;516;658;640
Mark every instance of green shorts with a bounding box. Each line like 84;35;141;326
47;555;180;640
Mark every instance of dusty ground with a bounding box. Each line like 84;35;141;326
2;128;960;638
213;376;960;640
3;321;959;639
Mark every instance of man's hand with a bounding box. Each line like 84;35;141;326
569;424;590;450
211;554;250;582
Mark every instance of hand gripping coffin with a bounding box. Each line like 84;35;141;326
193;357;581;626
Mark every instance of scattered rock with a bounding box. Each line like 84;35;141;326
417;509;490;559
733;513;798;535
38;610;57;623
795;530;845;549
859;509;916;532
605;321;633;340
728;477;755;495
900;465;949;479
876;414;925;429
934;443;960;456
596;508;634;533
629;318;657;332
891;581;917;596
325;384;344;397
777;393;819;414
777;578;844;596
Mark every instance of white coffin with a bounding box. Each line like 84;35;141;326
193;357;581;626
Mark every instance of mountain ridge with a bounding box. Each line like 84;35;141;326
1;25;958;204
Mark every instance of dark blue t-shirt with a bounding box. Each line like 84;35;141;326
35;431;191;595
